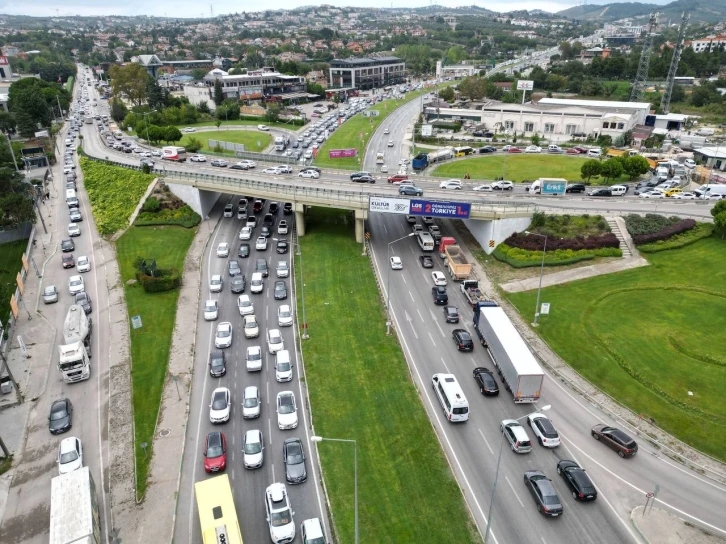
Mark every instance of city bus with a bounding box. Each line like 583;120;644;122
195;475;243;544
454;146;474;157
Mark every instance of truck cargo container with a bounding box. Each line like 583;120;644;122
444;244;472;280
50;467;101;544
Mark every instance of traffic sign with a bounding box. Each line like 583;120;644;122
488;240;495;248
646;492;654;498
365;232;371;240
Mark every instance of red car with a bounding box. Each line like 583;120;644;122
566;148;582;155
508;147;522;153
387;174;409;184
203;431;227;472
62;254;75;269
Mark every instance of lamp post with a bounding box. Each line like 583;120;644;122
274;237;307;339
484;405;551;544
141;109;157;145
525;230;547;327
386;232;416;334
310;436;357;544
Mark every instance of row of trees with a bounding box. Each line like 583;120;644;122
0;138;35;228
580;156;651;183
6;78;71;137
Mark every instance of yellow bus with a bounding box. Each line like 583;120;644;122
195;475;243;544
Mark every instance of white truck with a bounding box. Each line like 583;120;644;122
274;135;286;151
472;301;544;403
50;467;101;544
58;305;92;383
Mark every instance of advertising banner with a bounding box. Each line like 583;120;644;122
368;197;410;215
409;199;471;219
516;80;534;91
328;148;357;158
542;180;567;195
421;124;433;137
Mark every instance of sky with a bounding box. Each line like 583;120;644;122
0;0;674;19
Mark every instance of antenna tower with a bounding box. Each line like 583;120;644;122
210;4;214;18
630;12;658;102
660;11;689;114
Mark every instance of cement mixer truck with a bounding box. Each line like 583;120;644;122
58;304;92;383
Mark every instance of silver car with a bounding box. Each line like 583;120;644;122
243;429;264;469
43;285;59;304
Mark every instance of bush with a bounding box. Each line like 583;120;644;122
135;267;181;292
638;223;714;253
505;231;620;252
632;218;696;245
142;197;161;213
493;243;621;268
624;214;680;236
135;204;201;228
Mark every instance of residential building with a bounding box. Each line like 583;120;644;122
328;56;405;90
686;34;726;53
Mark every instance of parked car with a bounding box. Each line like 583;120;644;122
591;424;638;457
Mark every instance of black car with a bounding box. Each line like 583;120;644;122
263;213;275;226
444;306;459;323
283;438;307;484
75;292;92;314
399;184;423;196
230;274;246;293
260;226;271;238
557;460;598;501
274;280;288;300
276;240;289;254
255;258;269;277
209;350;226;377
472;367;499;396
283;202;293;215
350;171;371;180
268;202;279;214
49;398;73;434
478;146;497;154
61;239;75;252
352;175;375;183
452;329;474;351
565;183;586;193
419;255;434;268
432;286;448;305
238;244;250;258
228;260;241;276
524;471;564;517
406;215;417;224
230;163;248;170
588;188;612;197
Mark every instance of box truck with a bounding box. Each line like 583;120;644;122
50;467;101;544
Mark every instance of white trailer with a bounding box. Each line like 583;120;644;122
50;467;101;544
473;302;544;403
427;147;453;164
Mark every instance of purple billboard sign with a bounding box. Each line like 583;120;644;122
409;199;471;219
328;148;357;158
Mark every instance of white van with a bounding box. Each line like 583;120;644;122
250;272;264;294
695;184;726;199
586;147;602;158
431;374;469;422
65;189;77;203
547;144;563;154
609;185;627;196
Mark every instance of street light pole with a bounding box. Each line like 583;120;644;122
386;232;416;335
483;405;551;544
525;231;547;327
311;436;357;544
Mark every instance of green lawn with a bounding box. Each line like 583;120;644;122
0;239;28;323
178;130;272;154
507;236;726;462
115;225;197;497
175;119;297;130
297;208;480;544
432;154;632;183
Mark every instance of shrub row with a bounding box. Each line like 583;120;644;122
505;232;620;252
624;213;681;236
638;223;714;253
135;205;201;228
632;218;696;245
493;243;621;268
135;267;181;293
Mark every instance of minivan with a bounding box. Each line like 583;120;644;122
250;272;264;294
65;189;77;203
501;419;532;453
431;374;469;422
609;185;627;196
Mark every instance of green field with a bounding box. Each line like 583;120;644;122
116;225;197;497
298;208;480;544
0;239;28;323
175;119;296;130
178;130;272;154
507;236;726;461
431;154;630;183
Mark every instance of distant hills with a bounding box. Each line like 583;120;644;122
558;0;726;23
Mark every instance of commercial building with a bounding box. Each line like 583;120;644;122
203;69;307;101
436;61;479;78
686;35;726;53
693;147;726;171
328;56;405;91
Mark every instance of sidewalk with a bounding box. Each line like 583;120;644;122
631;507;726;544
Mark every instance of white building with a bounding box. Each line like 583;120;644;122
436;61;479;79
687;34;726;53
203;69;306;101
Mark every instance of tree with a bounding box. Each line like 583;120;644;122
163;126;182;144
197;101;210;114
600;159;623;182
0;111;15;133
438;86;455;102
580;159;602;182
623;155;650;180
307;82;325;97
185;137;203;153
108;64;151;106
192;68;208;81
215;119;222;130
110;99;128;123
214;79;224;106
266;104;281;123
711;200;726;238
7;78;59;134
147;78;167;110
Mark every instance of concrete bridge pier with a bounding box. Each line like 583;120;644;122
463;216;533;254
354;209;368;244
295;210;306;236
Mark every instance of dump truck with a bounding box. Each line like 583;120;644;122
58;304;92;383
461;280;488;307
473;301;544;403
50;467;101;544
438;236;456;258
444;244;472;281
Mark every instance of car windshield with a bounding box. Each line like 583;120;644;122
70;279;81;286
270;333;281;344
244;395;258;408
50;407;67;420
246;320;256;329
212;393;227;410
207;442;223;457
60;449;79;464
278;396;295;413
241;300;252;307
218;328;230;337
244;439;262;454
248;351;261;361
270;508;292;527
286;444;303;463
278;361;291;372
280;309;291;317
44;287;55;295
211;278;221;285
211;357;223;368
278;263;288;270
205;303;216;312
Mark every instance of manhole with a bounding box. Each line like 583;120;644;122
159;429;171;437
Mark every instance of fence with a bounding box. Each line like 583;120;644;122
207;140;245;154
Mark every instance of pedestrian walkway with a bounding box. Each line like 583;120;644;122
631;506;725;544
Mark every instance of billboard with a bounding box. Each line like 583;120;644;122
328;148;357;158
541;179;567;195
369;197;410;215
516;80;534;91
421;124;433;137
409;200;471;219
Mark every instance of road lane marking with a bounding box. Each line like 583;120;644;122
478;429;494;455
440;357;450;373
408;291;415;303
505;476;524;507
417;309;424;322
428;332;437;347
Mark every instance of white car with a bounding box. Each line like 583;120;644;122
215;322;233;348
276;391;298;429
380;164;389;173
277;220;289;235
278;305;293;327
263;167;281;174
257;124;270;131
76;255;91;273
684;159;696;169
267;328;284;354
57;436;83;474
387;140;394;147
390;256;403;270
439;179;462;190
239;227;252;240
276;261;289;278
238;294;254;316
203;299;219;321
68;223;81;237
265;483;296;543
238;160;256;169
492;180;514;190
525;145;542;153
527;412;561;448
304;150;313;159
383;128;390;134
216;243;230;257
182;127;196;133
639;190;665;199
68;275;85;295
277;165;293;174
189;154;207;162
256;237;268;251
243;429;264;469
672;192;696;200
298;170;320;179
472;184;493;192
209;387;231;423
275;350;293;382
242;386;261;418
431;271;447;286
244;315;260;338
209;274;223;292
246;345;263;371
707;193;724;200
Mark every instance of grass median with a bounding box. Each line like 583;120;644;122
506;235;726;462
116;225;197;497
179;130;272;154
297;208;480;544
